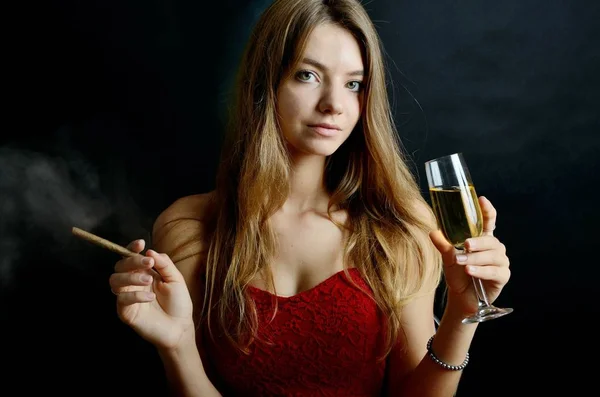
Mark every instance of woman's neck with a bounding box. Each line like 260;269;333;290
283;153;329;214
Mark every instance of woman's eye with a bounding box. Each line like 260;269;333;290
297;71;316;82
347;81;362;92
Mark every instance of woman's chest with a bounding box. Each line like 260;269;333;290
252;210;350;296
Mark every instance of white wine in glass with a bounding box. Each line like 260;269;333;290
425;152;513;323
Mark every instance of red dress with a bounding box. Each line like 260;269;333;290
201;268;388;396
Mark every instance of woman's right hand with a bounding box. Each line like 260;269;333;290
109;239;195;351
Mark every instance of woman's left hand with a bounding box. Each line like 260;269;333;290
429;196;511;317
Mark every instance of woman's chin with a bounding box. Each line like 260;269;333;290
287;141;342;158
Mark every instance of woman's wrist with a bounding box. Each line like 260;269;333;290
443;292;479;323
430;297;479;367
157;329;219;396
157;329;198;359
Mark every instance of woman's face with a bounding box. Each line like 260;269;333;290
276;23;365;157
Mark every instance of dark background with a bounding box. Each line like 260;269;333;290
2;0;598;395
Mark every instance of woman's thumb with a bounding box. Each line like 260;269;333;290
146;250;182;283
429;230;456;265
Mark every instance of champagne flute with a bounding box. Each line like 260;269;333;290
425;152;513;323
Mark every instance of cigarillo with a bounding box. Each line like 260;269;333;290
71;227;140;257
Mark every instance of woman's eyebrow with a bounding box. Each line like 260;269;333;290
301;57;364;77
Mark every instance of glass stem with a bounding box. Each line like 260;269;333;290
472;276;491;308
463;247;491;308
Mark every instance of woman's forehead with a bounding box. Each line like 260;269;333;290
298;24;365;74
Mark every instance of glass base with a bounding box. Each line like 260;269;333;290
462;306;513;324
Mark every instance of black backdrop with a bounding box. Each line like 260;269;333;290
3;0;599;395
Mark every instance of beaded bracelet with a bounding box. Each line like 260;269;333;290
426;335;469;371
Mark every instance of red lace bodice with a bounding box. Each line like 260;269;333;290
201;268;388;396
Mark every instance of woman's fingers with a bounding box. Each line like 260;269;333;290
464;236;506;254
455;249;510;268
455;248;511;284
465;264;511;285
111;243;155;294
429;230;456;265
479;196;498;237
117;290;156;306
146;250;183;283
110;242;177;298
109;272;153;290
126;239;146;253
114;254;154;273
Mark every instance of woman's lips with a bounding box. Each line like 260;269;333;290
308;125;340;137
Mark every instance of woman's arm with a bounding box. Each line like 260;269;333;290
158;335;222;397
152;193;222;397
385;292;476;397
387;197;510;396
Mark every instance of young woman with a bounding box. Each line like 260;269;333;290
109;0;511;395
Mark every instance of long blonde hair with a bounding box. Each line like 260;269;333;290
203;0;442;360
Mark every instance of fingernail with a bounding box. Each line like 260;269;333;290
467;265;477;273
466;239;475;250
456;254;468;263
142;257;153;266
140;274;152;283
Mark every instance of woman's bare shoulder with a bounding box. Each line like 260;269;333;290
153;191;217;227
151;191;217;278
